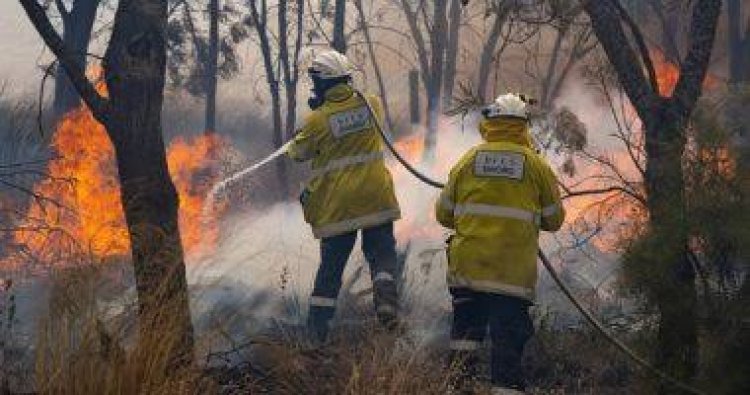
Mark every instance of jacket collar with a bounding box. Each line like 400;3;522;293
324;84;355;102
479;118;533;148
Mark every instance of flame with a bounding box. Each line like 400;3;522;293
557;49;722;252
167;134;225;253
14;107;128;260
8;102;229;267
651;49;720;96
392;134;425;161
389;124;467;242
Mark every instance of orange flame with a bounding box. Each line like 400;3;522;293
392;134;425;161
9;103;229;266
167;134;225;252
651;49;720;96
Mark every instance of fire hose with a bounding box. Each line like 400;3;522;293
206;91;704;394
353;91;706;395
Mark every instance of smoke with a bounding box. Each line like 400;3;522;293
185;116;486;342
187;95;629;341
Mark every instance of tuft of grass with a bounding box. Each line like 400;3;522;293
246;324;465;395
34;263;215;395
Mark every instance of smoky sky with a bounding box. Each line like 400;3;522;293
0;2;47;94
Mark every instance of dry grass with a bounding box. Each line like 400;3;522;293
34;263;215;395
28;262;652;394
246;324;466;395
31;263;467;395
524;327;644;394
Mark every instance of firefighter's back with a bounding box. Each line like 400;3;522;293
440;117;564;301
291;84;400;238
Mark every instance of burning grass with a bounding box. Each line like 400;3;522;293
4;102;239;271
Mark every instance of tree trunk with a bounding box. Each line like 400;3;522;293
333;0;347;53
278;0;303;200
727;0;749;171
651;0;682;63
643;105;698;389
727;0;750;227
540;28;566;110
205;0;219;133
354;0;395;130
424;85;440;162
250;0;291;199
583;1;722;391
476;7;507;102
409;69;421;129
271;85;289;199
442;0;462;109
727;0;750;84
283;27;298;167
104;0;193;362
20;0;195;365
423;0;448;162
53;0;100;120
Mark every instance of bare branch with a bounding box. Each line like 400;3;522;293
582;0;656;121
53;0;69;20
671;0;722;119
19;0;110;123
562;185;646;207
399;0;432;81
648;0;682;65
353;0;395;130
613;0;660;95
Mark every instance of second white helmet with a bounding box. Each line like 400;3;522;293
483;93;529;120
309;50;354;79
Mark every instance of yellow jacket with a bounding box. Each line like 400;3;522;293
288;84;400;238
435;118;565;302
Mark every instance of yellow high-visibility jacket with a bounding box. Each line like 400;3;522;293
435;117;565;302
288;84;400;239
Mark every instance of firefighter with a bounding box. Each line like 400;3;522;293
435;93;565;394
287;50;401;341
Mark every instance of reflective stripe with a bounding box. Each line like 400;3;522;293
310;151;384;179
452;297;472;305
313;208;400;238
310;296;336;307
376;304;396;315
490;387;525;395
373;272;395;283
454;203;539;225
449;339;481;351
542;203;559;217
447;274;535;302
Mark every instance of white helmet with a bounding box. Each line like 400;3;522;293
309;50;354;79
483;93;529;120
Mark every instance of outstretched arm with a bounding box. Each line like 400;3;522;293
287;114;320;162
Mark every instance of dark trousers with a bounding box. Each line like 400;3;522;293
308;222;399;340
449;288;533;390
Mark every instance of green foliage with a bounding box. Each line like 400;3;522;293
620;89;750;393
165;2;245;97
687;88;750;395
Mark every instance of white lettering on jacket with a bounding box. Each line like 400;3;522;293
474;150;525;180
329;106;372;138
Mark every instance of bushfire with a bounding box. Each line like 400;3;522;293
9;103;227;266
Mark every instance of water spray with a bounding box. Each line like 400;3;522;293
204;140;294;215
